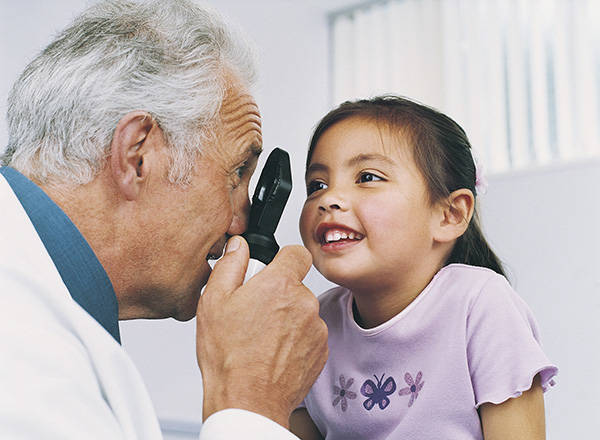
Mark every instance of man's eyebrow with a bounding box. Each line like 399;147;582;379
306;153;395;176
247;143;263;158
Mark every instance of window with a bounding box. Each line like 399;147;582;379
330;0;600;172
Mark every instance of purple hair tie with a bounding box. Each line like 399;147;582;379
473;154;488;196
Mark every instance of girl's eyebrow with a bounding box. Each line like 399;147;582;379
305;162;328;176
346;153;396;167
306;153;395;177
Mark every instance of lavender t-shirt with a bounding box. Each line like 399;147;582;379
301;264;557;439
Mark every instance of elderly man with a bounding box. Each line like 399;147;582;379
0;0;327;438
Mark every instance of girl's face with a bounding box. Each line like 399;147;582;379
299;117;439;291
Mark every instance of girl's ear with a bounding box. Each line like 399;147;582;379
432;189;475;243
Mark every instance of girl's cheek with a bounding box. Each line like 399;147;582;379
299;204;312;244
357;198;392;235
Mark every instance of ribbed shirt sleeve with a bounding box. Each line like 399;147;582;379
466;274;558;407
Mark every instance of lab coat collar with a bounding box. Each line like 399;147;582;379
0;167;120;344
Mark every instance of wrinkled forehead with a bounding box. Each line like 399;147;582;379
219;75;261;126
215;77;262;145
221;85;260;117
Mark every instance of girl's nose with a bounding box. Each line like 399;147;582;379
319;204;340;212
318;190;347;212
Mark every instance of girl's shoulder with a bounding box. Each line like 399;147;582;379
315;286;351;320
425;263;526;318
438;264;533;321
435;263;511;296
438;262;505;278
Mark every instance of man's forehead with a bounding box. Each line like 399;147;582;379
219;92;262;129
220;75;261;123
212;82;263;163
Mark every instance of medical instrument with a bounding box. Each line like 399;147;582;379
242;147;292;282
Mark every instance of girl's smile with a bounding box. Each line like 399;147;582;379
316;222;364;251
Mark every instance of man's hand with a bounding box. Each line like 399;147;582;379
196;236;328;429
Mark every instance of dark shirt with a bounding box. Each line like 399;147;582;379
0;167;120;343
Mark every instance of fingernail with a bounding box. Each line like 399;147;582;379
225;236;240;254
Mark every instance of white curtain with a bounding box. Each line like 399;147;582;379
330;0;600;173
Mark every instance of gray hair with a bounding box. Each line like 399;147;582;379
1;0;257;184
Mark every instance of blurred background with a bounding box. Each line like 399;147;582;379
1;0;598;438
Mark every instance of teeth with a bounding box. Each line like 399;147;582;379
323;229;363;243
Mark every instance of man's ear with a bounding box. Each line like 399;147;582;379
109;111;156;201
432;189;475;243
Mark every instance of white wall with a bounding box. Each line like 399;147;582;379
2;1;598;438
0;0;90;148
481;159;600;438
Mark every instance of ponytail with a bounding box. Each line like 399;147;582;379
447;214;506;277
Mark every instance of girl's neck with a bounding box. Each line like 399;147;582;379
349;259;445;329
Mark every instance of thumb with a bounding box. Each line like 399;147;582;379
203;236;250;297
263;245;313;283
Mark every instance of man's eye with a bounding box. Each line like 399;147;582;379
358;172;383;183
235;163;249;179
306;180;327;195
230;163;250;190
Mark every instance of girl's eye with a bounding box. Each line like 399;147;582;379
358;172;383;183
306;180;327;195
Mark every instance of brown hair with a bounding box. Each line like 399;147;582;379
307;95;506;276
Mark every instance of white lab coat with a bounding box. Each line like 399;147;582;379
0;174;297;439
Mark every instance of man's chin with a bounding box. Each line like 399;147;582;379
173;261;212;321
171;291;202;321
172;309;197;322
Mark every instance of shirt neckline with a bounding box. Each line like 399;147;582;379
344;265;455;337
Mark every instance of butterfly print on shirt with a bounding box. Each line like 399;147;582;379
360;374;396;410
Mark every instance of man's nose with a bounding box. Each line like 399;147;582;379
228;193;250;236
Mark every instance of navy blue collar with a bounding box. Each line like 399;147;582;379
1;167;120;343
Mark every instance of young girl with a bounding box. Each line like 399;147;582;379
291;96;557;439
